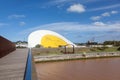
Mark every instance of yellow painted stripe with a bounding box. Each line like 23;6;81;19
41;34;67;48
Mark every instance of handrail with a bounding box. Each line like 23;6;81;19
24;48;32;80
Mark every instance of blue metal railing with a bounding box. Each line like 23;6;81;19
24;48;32;80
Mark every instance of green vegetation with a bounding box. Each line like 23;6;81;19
32;47;120;56
35;44;42;48
88;47;118;52
104;41;120;46
35;56;120;63
117;47;120;51
74;47;119;53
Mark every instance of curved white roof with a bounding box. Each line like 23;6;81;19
28;30;76;47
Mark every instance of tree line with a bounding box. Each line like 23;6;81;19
75;40;120;47
103;41;120;46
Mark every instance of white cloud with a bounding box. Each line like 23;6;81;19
47;0;103;7
90;10;118;21
20;22;120;35
101;12;110;17
93;22;106;26
90;4;120;11
90;16;101;21
19;22;26;26
51;0;72;4
8;14;26;19
19;22;120;42
67;4;85;13
43;0;73;8
111;10;118;14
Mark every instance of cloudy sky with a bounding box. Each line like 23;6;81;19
0;0;120;43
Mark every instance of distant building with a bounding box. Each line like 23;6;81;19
15;41;28;48
76;45;87;48
89;45;113;48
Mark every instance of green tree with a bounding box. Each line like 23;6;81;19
35;44;42;48
117;47;120;51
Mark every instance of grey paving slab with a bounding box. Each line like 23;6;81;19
0;49;28;80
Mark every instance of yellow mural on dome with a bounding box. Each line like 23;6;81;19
41;34;67;48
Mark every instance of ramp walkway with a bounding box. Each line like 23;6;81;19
0;49;28;80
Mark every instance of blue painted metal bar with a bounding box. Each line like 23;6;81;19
24;48;32;80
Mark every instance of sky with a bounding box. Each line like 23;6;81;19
0;0;120;43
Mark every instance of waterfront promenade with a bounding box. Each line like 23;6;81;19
0;49;28;80
34;52;120;62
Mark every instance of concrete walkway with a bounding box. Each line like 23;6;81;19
0;49;28;80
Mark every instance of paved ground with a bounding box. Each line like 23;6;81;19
0;49;28;80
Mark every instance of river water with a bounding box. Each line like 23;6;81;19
35;58;120;80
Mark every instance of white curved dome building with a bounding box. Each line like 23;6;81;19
28;30;76;48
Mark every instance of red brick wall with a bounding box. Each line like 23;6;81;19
0;36;16;58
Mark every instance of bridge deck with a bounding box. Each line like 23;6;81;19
0;49;28;80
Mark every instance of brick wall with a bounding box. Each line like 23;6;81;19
0;36;16;58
